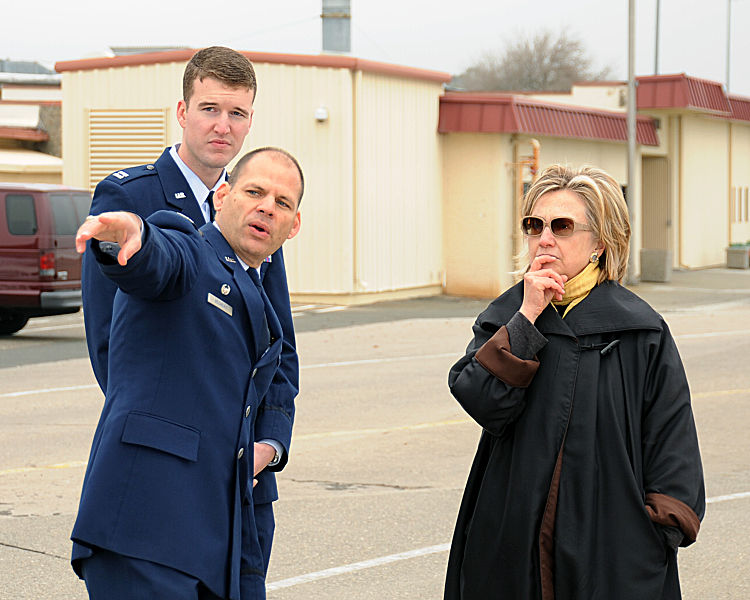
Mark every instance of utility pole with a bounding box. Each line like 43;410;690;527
654;0;661;74
726;0;732;91
627;0;638;284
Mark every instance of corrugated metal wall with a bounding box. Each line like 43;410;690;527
61;63;184;190
61;60;445;299
245;64;355;295
354;72;443;293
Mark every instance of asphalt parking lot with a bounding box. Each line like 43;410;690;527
0;268;748;599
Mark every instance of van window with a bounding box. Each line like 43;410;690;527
6;194;38;235
49;194;81;235
73;193;92;223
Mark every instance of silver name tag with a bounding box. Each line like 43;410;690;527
207;292;233;316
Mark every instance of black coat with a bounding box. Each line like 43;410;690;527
445;281;705;600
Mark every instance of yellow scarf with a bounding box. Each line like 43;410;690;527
551;262;600;318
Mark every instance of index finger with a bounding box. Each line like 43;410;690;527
529;254;557;272
75;216;104;253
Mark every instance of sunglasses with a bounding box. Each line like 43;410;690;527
520;216;592;238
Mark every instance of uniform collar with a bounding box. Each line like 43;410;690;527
169;145;226;219
210;222;260;276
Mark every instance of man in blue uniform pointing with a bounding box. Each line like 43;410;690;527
72;148;303;600
80;46;298;578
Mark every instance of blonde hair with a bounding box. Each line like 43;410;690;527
519;164;631;283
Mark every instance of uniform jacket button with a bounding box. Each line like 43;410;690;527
251;368;258;378
245;405;251;418
237;447;245;460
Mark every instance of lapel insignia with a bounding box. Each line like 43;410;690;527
207;292;233;316
224;256;237;263
221;284;231;296
174;191;186;199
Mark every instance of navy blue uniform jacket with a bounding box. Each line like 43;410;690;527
73;212;282;599
82;148;297;504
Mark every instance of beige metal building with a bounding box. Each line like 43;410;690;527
438;93;659;295
55;51;750;301
56;51;449;303
637;74;750;269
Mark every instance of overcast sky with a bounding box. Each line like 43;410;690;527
4;0;750;96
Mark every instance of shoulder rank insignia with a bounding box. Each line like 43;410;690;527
112;170;129;179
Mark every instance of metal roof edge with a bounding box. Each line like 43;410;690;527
55;49;451;84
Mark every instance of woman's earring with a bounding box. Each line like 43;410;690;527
590;252;599;264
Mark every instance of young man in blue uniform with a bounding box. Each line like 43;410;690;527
72;148;303;599
79;47;297;580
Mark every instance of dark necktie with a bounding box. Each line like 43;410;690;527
246;267;271;349
206;191;215;222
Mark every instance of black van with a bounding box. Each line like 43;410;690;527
0;183;91;335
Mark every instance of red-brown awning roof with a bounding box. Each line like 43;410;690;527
637;73;731;114
728;95;750;122
0;126;49;142
438;93;659;146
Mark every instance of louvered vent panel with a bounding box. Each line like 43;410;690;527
87;109;167;192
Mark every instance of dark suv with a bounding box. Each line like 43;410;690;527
0;183;91;335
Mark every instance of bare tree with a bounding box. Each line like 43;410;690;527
453;30;612;92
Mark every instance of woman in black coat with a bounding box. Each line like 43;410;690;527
444;165;704;600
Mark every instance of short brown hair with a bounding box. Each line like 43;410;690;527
229;147;305;207
183;46;257;106
520;164;631;283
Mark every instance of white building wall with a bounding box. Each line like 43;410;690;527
681;114;730;267
442;133;513;297
730;122;750;245
1;85;61;102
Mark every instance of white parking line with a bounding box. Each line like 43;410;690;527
266;543;451;591
21;323;84;333
312;305;348;313
674;328;750;340
300;353;457;370
267;489;750;591
0;460;87;476
0;384;98;398
294;418;471;441
0;354;457;399
706;491;750;504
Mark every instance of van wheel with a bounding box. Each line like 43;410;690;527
0;314;29;335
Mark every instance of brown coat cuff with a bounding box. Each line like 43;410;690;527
474;326;540;388
645;492;701;546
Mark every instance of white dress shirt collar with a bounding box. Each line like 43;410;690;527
169;145;226;222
